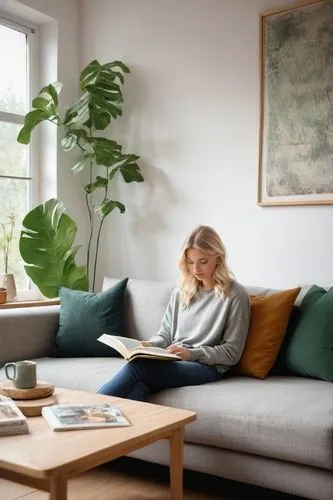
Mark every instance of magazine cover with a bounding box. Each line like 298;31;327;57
42;403;131;431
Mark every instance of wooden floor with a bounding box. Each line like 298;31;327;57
1;457;306;500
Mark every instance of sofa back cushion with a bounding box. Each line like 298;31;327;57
284;285;333;382
103;277;175;340
52;278;128;357
0;306;60;364
232;287;301;379
102;278;300;344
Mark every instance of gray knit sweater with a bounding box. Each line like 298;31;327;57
149;280;251;375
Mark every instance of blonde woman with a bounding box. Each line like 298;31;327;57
98;225;250;401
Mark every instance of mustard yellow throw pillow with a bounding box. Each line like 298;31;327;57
233;287;301;379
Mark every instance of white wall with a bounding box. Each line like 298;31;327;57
78;0;333;290
4;0;332;291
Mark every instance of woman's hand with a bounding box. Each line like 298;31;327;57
166;344;191;361
140;341;152;347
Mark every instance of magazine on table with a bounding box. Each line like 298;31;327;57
0;396;29;436
97;334;181;361
42;403;131;431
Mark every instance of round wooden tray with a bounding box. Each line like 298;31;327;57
15;394;57;417
0;380;55;400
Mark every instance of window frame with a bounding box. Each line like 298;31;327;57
0;11;41;300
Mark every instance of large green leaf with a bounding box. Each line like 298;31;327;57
91;137;122;165
17;83;63;144
64;60;129;130
17;110;50;144
80;60;129;90
19;199;88;298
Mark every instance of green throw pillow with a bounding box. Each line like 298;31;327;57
284;285;333;382
52;278;128;357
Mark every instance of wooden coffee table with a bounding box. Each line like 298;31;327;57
0;388;196;500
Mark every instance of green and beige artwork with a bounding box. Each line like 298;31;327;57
262;0;333;202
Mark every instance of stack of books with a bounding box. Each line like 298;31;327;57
0;396;29;436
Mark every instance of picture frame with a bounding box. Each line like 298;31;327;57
258;0;333;206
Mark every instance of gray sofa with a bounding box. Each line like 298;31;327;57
0;277;332;500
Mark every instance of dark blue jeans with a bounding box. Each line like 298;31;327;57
97;359;223;401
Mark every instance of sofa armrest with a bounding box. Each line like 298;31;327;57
0;305;60;365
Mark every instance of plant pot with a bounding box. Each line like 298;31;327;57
0;287;7;304
2;274;17;301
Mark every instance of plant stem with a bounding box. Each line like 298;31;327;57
86;160;94;288
8;218;14;270
1;218;14;275
1;222;6;274
4;241;8;274
86;192;93;289
92;217;105;292
92;169;110;291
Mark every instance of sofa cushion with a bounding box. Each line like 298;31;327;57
22;356;127;393
2;356;331;471
233;287;301;379
150;376;333;471
52;278;128;357
103;277;175;340
0;306;60;365
284;285;333;382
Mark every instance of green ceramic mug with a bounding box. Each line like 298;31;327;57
5;360;37;389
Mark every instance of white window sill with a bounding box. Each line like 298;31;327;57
0;289;59;309
0;297;59;309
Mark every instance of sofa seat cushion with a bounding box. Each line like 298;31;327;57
150;376;333;470
5;358;332;472
8;357;128;394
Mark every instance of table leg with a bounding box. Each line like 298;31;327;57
49;475;67;500
169;426;184;500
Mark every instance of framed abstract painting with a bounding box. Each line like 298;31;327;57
258;0;333;206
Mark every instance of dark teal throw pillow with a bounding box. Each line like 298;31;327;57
52;278;128;357
284;285;333;382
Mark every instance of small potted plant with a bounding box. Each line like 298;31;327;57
1;213;17;300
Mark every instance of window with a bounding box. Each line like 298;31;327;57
0;14;37;292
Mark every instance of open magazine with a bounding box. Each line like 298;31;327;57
0;396;29;436
42;403;131;431
97;334;181;361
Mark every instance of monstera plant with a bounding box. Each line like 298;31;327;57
19;199;88;298
17;60;144;298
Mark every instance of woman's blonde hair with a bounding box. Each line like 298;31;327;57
178;225;233;307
